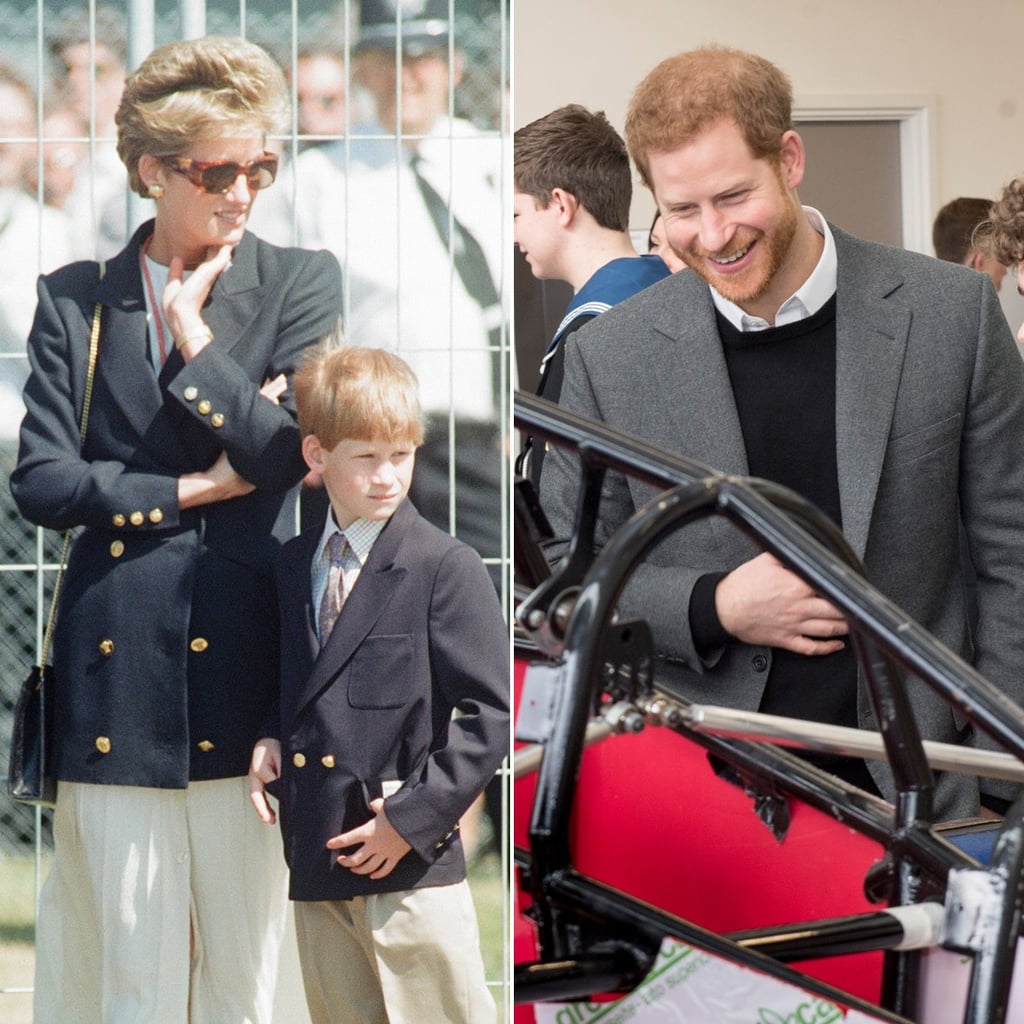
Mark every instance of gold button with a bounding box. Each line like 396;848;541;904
321;754;335;769
197;740;214;752
98;639;114;656
183;386;199;401
197;400;212;415
292;752;306;768
129;511;144;526
189;637;209;653
210;413;224;428
110;540;124;558
112;513;126;527
95;736;111;754
148;508;163;524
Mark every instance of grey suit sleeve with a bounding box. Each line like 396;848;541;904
957;278;1024;789
538;332;717;670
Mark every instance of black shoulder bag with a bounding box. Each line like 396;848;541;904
8;269;104;806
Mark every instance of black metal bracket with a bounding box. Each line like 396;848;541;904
514;391;1024;1023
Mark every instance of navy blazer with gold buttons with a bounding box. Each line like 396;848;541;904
11;220;343;789
270;498;510;901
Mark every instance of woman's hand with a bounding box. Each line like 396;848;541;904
260;374;287;404
178;450;256;509
162;244;233;361
175;375;288;509
249;738;282;825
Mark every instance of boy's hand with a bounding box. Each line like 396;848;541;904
327;799;411;879
249;737;282;825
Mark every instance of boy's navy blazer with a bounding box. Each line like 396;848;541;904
271;498;510;901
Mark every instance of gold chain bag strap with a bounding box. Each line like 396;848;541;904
8;261;105;805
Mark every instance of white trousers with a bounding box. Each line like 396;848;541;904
33;777;288;1024
294;881;495;1024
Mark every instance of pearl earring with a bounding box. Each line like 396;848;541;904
147;183;164;199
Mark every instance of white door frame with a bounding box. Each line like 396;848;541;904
795;95;936;255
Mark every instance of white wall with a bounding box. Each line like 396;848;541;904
513;0;1024;331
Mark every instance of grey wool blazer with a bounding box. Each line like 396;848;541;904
539;225;1024;820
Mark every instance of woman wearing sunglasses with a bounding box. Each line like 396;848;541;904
11;36;342;1023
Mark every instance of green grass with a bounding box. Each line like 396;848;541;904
0;856;38;1024
1;851;511;1024
0;856;38;946
469;849;511;1022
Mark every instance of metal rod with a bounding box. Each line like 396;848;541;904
680;703;1024;783
514;719;612;779
730;903;944;962
513;701;1024;782
541;872;915;1023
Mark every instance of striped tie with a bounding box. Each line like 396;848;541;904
317;532;348;645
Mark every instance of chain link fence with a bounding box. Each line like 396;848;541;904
0;1;510;1018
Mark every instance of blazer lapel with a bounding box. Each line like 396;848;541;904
94;229;183;453
96;225;268;471
649;276;749;478
194;230;265;362
833;228;910;559
293;503;413;718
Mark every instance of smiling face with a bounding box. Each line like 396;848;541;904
513;189;564;280
140;134;266;265
304;435;416;529
652;119;819;320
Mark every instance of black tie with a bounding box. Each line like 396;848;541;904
410;155;503;407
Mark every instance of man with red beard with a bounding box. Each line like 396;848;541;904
538;45;1024;821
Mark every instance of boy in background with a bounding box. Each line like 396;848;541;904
933;195;1006;292
249;341;508;1024
513;103;670;481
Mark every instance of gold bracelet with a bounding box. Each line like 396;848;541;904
174;326;213;350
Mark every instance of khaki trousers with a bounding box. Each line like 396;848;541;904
33;777;288;1024
294;881;495;1024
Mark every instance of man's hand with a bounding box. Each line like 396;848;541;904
326;799;412;880
715;551;848;655
248;737;282;825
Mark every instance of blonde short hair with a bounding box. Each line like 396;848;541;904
116;36;288;196
294;336;424;451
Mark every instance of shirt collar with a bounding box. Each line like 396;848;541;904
710;206;837;332
314;512;387;568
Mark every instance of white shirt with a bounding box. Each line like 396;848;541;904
249;117;506;420
711;206;838;333
0;188;72;440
